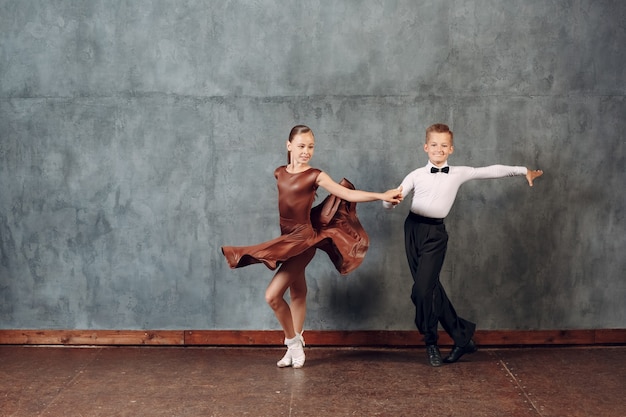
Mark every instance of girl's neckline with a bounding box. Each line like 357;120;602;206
285;165;313;174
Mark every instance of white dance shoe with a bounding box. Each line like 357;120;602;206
277;332;305;368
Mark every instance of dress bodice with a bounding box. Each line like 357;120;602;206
275;166;321;226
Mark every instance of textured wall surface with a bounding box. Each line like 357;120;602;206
1;1;624;331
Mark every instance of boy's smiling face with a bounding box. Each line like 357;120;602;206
424;131;454;167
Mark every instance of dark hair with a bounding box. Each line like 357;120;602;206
425;123;454;144
287;125;313;163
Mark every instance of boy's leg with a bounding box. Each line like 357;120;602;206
434;284;476;347
404;218;447;347
404;215;476;364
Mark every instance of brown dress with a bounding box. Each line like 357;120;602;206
221;166;369;275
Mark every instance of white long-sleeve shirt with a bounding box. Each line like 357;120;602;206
383;162;527;218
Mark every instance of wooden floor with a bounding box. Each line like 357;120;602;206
1;345;624;416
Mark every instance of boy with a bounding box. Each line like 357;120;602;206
383;123;543;366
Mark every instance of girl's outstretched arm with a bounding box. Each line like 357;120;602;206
317;172;403;204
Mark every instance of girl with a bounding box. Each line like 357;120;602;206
221;125;402;368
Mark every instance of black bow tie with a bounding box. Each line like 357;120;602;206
431;166;450;174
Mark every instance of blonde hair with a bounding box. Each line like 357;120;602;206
425;123;454;144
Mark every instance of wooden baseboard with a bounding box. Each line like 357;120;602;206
0;329;624;347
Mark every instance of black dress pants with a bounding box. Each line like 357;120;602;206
404;212;475;346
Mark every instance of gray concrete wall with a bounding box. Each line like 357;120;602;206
1;1;624;331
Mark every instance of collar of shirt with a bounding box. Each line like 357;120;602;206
426;162;450;170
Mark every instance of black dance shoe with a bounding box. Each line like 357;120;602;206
426;345;442;367
443;339;478;363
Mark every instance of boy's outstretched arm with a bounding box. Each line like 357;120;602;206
526;169;544;186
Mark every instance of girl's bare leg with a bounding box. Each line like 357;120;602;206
265;248;315;367
288;252;310;336
265;248;315;337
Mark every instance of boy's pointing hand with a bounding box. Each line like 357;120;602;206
526;169;543;187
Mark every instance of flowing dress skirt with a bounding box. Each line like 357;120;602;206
221;196;369;275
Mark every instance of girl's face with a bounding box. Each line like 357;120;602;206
287;132;315;165
424;131;454;166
